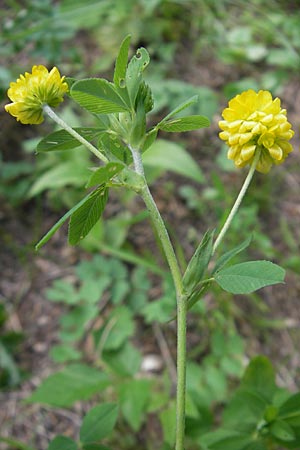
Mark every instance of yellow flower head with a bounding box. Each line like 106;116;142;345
5;65;68;125
219;89;294;173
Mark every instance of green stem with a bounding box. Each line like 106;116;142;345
43;105;108;163
212;148;261;254
129;145;183;294
175;295;187;450
128;145;187;450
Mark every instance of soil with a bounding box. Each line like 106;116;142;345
1;39;300;450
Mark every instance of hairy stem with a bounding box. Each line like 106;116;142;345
43;105;108;163
128;145;187;450
212;148;261;254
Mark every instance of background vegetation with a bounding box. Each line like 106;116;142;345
1;1;300;449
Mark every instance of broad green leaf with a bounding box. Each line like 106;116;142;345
27;364;109;407
223;389;269;430
160;95;200;122
264;405;279;423
71;79;129;114
200;429;253;450
86;162;124;188
278;393;300;426
244;442;267;450
100;306;135;351
50;344;81;363
205;365;227;402
46;279;79;304
118;379;151;431
28;161;88;197
35;189;99;250
47;436;77;450
270;420;295;442
158;115;210;132
159;402;176;447
215;261;285;294
99;133;132;164
102;341;142;376
213;235;252;274
183;229;214;292
80;403;118;445
143;139;204;183
240;356;276;402
126;47;150;107
59;304;98;342
113;34;131;86
68;187;108;245
37;128;105;153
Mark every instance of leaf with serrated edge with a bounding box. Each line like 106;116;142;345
36;190;100;250
80;403;118;444
37;128;105;152
125;47;150;107
86;162;124;188
26;364;109;407
113;34;131;86
71;79;129;114
68;187;108;245
215;260;285;294
158;115;210;132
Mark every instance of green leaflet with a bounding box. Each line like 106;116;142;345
26;364;109;407
80;403;118;445
158;115;210;132
113;34;131;87
68;186;108;245
86;162;124;188
118;379;151;431
47;436;77;450
270;420;295;442
215;260;285;294
183;229;214;292
71;78;129;114
37;128;105;152
35;188;103;250
125;47;150;107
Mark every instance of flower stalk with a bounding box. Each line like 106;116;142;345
212;147;261;254
43;105;108;164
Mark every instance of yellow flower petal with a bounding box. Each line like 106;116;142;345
268;144;283;161
241;144;256;161
239;133;253;145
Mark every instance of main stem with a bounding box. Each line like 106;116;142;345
212;148;261;254
129;145;187;450
43;105;108;163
